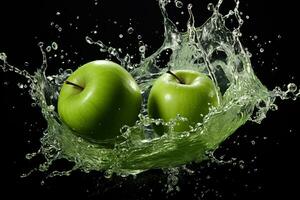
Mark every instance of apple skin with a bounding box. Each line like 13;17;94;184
58;60;142;143
147;70;219;135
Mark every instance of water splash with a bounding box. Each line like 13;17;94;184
1;0;298;177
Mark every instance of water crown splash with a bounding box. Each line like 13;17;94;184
1;0;299;177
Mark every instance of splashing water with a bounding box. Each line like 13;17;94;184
1;0;299;177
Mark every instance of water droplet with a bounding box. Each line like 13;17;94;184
18;83;23;89
138;41;144;46
270;104;278;111
104;170;113;178
51;42;58;50
123;55;132;69
175;0;183;8
85;36;94;44
0;52;7;61
46;46;51;52
56;11;61;16
287;83;297;92
246;15;250;19
38;42;44;47
119;34;123;38
207;3;214;11
239;161;245;169
139;45;146;53
108;47;118;56
127;27;134;34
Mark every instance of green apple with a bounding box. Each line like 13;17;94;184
147;70;219;135
58;60;142;143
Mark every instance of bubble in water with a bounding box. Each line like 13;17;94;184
127;27;134;34
259;48;264;53
119;34;123;38
56;11;61;16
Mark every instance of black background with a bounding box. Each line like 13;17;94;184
0;0;299;199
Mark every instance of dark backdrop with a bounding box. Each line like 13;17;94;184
0;0;299;199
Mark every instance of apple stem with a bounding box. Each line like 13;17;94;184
167;70;185;84
65;81;84;90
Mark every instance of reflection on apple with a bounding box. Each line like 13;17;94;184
58;60;142;143
147;70;219;135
